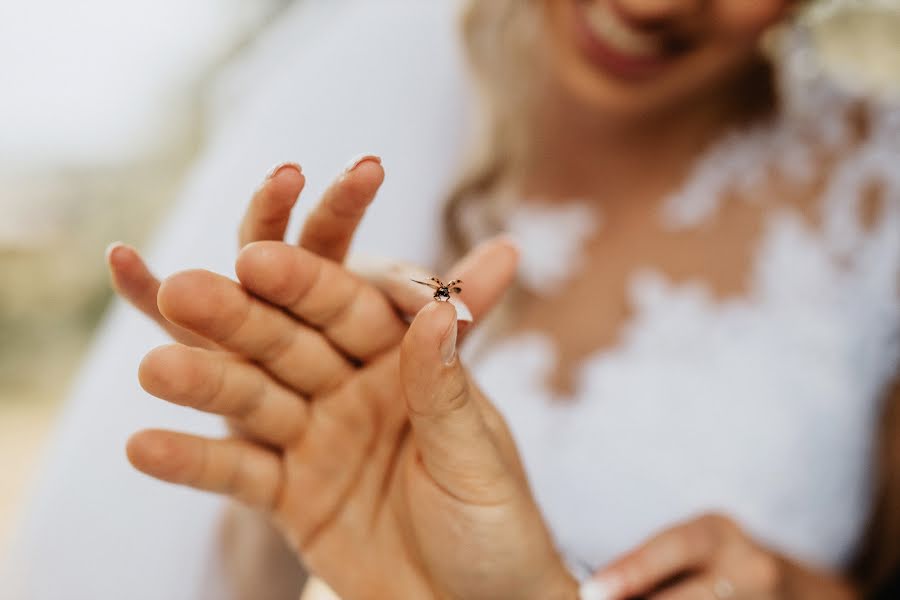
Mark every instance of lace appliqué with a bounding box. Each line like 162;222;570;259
470;23;900;571
504;202;599;295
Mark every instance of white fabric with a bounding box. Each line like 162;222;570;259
3;0;899;597
487;29;900;568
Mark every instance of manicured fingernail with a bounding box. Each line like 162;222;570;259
439;310;458;365
265;161;302;180
343;153;381;173
105;241;123;260
579;575;623;600
448;297;473;322
105;241;130;265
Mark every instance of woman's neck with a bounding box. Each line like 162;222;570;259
516;59;776;203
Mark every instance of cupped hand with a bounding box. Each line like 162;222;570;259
582;513;857;600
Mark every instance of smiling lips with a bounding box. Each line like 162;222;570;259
572;0;688;81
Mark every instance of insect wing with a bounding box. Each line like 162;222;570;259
411;278;441;290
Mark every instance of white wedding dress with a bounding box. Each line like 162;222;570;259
3;1;898;598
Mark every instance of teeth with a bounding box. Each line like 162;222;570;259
582;1;662;58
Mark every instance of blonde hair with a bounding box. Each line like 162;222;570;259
442;0;540;267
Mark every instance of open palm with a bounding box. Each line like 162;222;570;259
128;238;574;600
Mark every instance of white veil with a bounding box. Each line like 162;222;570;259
2;1;470;598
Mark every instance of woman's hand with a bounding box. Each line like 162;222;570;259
106;156;383;348
126;234;577;599
582;513;858;600
107;156;397;600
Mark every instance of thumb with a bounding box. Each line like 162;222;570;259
400;300;513;504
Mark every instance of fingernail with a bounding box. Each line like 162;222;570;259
448;297;473;322
579;575;623;600
439;310;458;365
343;153;381;173
265;161;302;180
105;241;126;264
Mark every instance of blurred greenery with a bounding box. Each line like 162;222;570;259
0;158;194;406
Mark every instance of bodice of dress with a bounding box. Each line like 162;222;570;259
472;34;900;569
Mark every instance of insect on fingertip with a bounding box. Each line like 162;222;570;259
411;276;463;303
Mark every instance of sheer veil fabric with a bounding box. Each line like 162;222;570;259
1;2;469;598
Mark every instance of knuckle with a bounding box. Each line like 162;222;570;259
255;333;292;366
190;351;224;404
328;379;376;438
436;374;470;415
262;254;299;302
315;279;364;330
230;373;266;421
212;294;254;347
240;244;295;300
409;371;470;419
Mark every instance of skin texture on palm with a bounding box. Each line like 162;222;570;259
113;159;576;598
126;240;578;599
128;304;576;599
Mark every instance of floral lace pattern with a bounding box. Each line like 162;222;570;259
472;27;900;570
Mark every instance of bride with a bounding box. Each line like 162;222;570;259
6;0;899;598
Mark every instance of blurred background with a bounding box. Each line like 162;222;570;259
0;0;288;551
1;0;899;566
